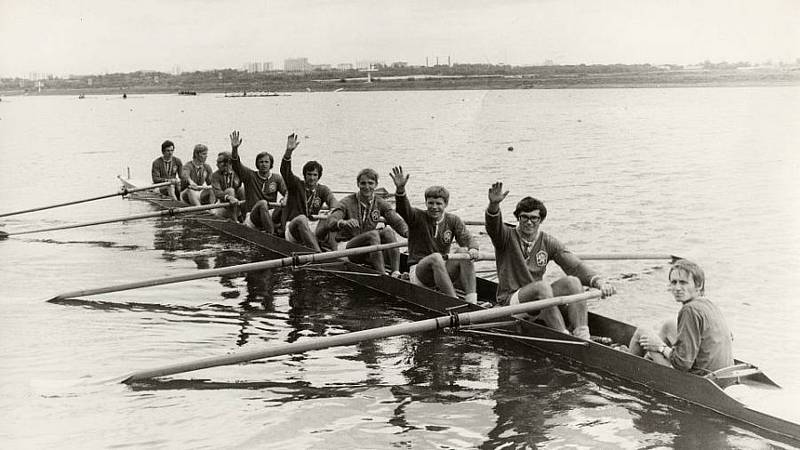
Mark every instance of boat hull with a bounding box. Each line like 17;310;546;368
123;183;800;443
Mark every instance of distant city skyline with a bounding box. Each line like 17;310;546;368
1;0;798;78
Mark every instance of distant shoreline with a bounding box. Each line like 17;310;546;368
3;68;799;97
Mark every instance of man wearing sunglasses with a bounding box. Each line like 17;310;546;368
485;182;615;340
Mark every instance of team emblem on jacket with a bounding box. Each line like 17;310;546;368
370;210;380;221
442;230;452;243
268;182;277;192
535;250;548;267
312;197;321;208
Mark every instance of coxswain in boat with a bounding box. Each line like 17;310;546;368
229;130;287;233
180;144;215;206
151;139;182;200
485;182;615;339
327;168;408;275
210;151;244;221
390;166;480;303
279;133;339;251
628;259;734;374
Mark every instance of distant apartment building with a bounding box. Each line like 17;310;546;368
246;62;263;73
336;63;354;70
356;60;385;70
284;58;313;72
263;62;273;71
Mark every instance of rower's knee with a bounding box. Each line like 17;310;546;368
518;281;552;302
421;252;446;268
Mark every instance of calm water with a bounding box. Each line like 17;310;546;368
1;87;799;448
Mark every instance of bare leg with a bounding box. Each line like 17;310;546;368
250;200;274;233
315;219;335;251
212;188;239;220
287;215;321;251
346;230;383;271
551;276;586;333
379;227;400;274
446;256;477;301
415;253;457;297
181;188;202;206
517;281;568;333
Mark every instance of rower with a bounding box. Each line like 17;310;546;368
628;259;734;374
210;151;245;221
229;130;287;233
390;166;480;303
279;133;339;251
180;144;215;206
485;182;615;339
327;168;408;275
151;140;182;200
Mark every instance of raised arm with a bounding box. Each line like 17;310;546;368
390;166;413;220
280;132;302;189
485;181;510;245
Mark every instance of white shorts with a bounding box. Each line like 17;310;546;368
407;264;424;286
243;212;256;229
285;219;319;243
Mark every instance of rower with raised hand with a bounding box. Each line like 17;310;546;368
279;132;339;251
485;182;616;339
180;144;215;206
210;151;244;221
229;130;287;234
628;259;733;373
151;140;182;200
390;166;480;303
327;168;408;275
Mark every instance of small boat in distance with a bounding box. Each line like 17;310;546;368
178;90;197;95
224;91;281;97
78;94;85;99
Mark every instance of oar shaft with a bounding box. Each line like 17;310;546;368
51;240;406;301
0;181;176;218
6;201;243;236
122;290;598;382
576;253;676;261
442;253;676;262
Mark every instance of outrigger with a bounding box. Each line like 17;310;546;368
109;176;800;443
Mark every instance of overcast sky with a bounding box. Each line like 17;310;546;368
1;0;798;77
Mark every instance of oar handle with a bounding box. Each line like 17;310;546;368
444;252;496;261
0;181;177;218
49;240;407;301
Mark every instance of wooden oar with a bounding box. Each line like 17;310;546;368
331;187;394;198
48;241;407;301
0;201;245;239
445;252;677;262
0;181;178;219
121;290;600;382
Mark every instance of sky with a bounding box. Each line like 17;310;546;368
0;0;798;77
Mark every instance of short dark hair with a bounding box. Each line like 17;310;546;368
670;259;706;295
424;185;449;204
303;160;323;178
255;151;274;169
513;196;547;220
161;140;175;152
217;151;232;163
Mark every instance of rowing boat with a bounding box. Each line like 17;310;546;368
118;176;800;442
